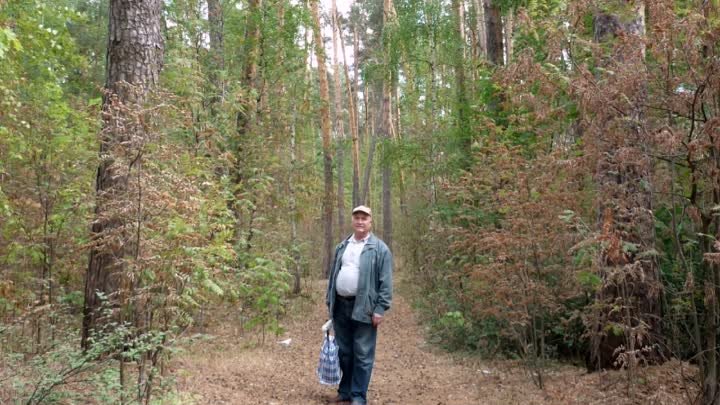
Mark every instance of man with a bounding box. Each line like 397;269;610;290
326;205;393;405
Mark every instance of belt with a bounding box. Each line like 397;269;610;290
336;294;356;302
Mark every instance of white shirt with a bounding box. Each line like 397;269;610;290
335;234;369;297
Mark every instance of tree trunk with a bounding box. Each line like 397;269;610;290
699;1;720;401
586;2;662;371
424;0;439;204
83;0;164;349
484;0;503;65
338;16;361;209
361;134;377;206
235;0;262;137
354;26;363;149
364;79;371;151
453;0;470;155
391;74;407;217
381;0;396;250
504;10;513;62
242;0;261;121
453;0;466;59
337;140;345;234
207;0;224;108
382;164;392;249
231;0;262;246
471;0;486;61
332;0;346;235
290;107;301;294
310;0;335;279
705;267;719;404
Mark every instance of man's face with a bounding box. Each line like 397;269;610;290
352;213;372;235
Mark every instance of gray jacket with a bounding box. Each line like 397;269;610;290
326;233;393;324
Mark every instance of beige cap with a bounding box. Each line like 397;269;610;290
351;205;372;216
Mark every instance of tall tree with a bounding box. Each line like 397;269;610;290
231;0;262;247
207;0;225;110
452;0;470;156
470;0;486;62
337;15;361;208
484;0;503;65
686;1;720;401
503;10;513;63
331;0;346;235
82;0;164;348
354;20;368;149
289;107;301;294
310;0;335;278
584;1;662;371
381;0;396;250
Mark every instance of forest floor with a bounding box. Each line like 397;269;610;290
172;278;697;405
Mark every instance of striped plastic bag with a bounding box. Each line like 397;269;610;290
317;328;341;385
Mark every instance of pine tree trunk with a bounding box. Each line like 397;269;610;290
310;0;335;278
361;84;382;205
364;80;372;151
338;16;361;208
237;0;261;138
392;75;407;217
332;0;346;234
699;1;720;401
381;0;395;250
337;141;345;234
453;0;470;154
453;0;466;58
484;0;503;65
354;26;363;148
207;0;224;108
382;164;392;249
705;268;718;403
361;134;377;206
290;107;301;294
587;2;662;371
425;3;439;204
231;0;262;247
83;0;164;349
471;0;486;61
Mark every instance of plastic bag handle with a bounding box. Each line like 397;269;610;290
322;319;333;333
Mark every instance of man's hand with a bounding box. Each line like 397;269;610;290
372;313;383;328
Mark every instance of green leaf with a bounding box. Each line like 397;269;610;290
577;270;601;288
637;249;660;259
622;242;639;253
0;28;23;59
202;278;224;296
558;209;576;223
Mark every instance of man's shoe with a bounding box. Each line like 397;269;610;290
350;401;365;405
327;394;351;404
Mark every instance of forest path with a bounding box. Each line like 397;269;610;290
173;278;486;404
173;279;690;405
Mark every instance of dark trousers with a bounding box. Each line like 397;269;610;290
333;295;378;404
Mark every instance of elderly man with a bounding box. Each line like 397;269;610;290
326;205;393;405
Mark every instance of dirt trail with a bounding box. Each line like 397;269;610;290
174;281;693;405
174;280;483;404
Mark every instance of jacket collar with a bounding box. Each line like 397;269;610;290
341;233;377;248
